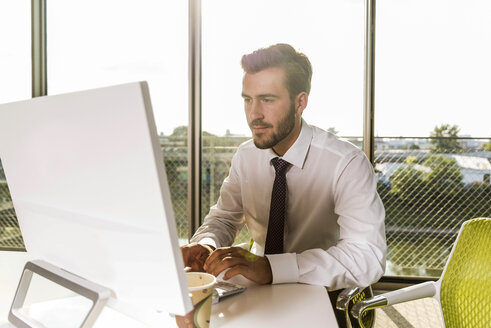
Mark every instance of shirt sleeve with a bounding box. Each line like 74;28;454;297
267;153;386;290
190;152;245;248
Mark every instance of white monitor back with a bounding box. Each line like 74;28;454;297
0;82;192;321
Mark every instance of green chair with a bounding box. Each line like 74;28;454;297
351;217;491;328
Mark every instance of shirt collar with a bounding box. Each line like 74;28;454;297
267;118;313;169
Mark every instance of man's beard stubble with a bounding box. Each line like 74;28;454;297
250;102;296;150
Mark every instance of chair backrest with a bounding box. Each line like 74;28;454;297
440;217;491;328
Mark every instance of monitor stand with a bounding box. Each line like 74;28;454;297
8;260;114;328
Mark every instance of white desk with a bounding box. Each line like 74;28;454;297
212;283;337;327
1;251;338;327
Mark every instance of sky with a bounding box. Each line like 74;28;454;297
1;0;490;138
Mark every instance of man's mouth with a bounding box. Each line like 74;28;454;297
250;121;272;133
252;125;269;132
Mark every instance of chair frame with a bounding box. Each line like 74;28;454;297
336;286;375;328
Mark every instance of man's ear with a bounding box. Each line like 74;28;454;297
295;92;308;116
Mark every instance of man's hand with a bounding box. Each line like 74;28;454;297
180;243;215;272
204;246;273;285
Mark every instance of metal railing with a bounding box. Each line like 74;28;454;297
2;136;490;278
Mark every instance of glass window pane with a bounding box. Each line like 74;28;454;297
376;0;491;138
201;0;365;243
0;1;31;103
202;0;364;138
48;0;189;243
376;0;491;277
0;1;30;250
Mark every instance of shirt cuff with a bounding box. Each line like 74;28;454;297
197;237;218;249
266;253;299;284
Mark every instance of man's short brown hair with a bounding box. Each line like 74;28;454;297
241;43;313;99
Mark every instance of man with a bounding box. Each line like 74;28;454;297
181;44;386;324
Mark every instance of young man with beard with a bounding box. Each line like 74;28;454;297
181;44;386;325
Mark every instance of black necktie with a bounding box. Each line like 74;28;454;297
265;157;291;254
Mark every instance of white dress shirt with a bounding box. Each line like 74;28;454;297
191;119;386;290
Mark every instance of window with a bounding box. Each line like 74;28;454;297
201;0;365;242
0;1;31;104
375;0;491;276
47;0;189;243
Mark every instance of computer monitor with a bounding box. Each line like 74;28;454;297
0;82;193;323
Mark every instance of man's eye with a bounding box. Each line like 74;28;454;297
243;98;251;104
262;98;273;103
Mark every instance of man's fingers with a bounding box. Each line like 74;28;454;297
206;255;245;276
204;247;259;278
205;247;231;263
204;247;237;269
191;262;205;272
222;264;249;280
181;248;193;267
194;250;208;264
181;243;213;272
201;247;272;284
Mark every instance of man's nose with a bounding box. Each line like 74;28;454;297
249;100;263;121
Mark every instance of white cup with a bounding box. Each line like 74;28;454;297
176;272;216;328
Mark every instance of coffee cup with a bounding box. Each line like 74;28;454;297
176;272;216;328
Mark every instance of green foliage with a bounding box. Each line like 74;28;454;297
484;140;491;151
383;151;488;233
386;155;465;227
423;155;463;195
430;124;461;153
390;165;424;199
171;126;188;136
381;153;490;274
203;135;248;148
327;127;338;135
405;156;420;164
462;182;491;218
168;126;248;149
389;156;424;202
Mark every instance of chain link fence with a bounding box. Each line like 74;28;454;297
199;136;491;275
373;137;491;276
201;136;251;244
2;136;490;278
160;135;250;243
0;178;22;250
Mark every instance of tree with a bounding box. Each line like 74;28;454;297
406;143;420;150
483;140;491;151
423;155;463;195
429;124;461;153
388;154;464;225
327;127;338;135
391;154;463;197
171;126;188;136
390;157;425;201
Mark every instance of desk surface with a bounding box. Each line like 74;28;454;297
1;251;338;327
212;283;337;327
